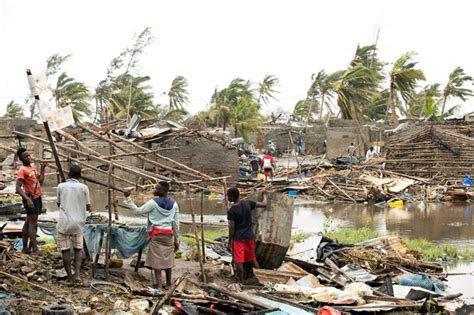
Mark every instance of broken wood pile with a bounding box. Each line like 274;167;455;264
385;122;474;181
238;166;446;203
249;234;459;313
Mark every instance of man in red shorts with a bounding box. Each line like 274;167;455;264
227;187;267;282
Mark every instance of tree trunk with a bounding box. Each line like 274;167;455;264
441;95;447;115
388;79;399;127
319;92;326;121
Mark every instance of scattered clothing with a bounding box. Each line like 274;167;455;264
39;223;148;259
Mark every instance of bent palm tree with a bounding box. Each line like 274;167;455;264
108;74;158;119
231;96;264;142
334;65;375;120
257;74;279;108
441;67;473;114
4;100;24;118
168;76;189;112
53;73;92;122
308;70;339;121
387;52;425;126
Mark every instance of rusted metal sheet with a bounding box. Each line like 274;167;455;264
356;235;409;256
253;268;306;285
277;262;309;276
253;192;294;269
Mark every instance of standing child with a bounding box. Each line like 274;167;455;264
260;151;276;181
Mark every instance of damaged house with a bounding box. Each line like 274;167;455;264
385;122;474;180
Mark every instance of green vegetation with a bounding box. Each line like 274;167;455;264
13;27;473;138
402;238;474;261
181;228;228;247
291;231;316;243
319;225;474;261
3;100;24;118
326;226;381;245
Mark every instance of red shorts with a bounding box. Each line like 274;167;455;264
232;240;256;263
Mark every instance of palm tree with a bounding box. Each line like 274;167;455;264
293;99;319;121
53;73;92;122
406;84;441;119
164;76;190;121
231;96;264;142
209;78;254;130
421;97;459;121
3;100;24;118
108;74;158;119
441;67;473;114
257;74;279;108
168;76;189;112
334;65;375;120
364;89;389;121
387;52;425;126
307;70;339;121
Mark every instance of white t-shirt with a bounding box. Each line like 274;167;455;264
366;150;376;160
56;178;90;235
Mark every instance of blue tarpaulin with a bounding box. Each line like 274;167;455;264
39;223;149;258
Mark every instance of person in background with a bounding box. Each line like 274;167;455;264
266;140;277;156
366;146;377;160
15;147;46;254
249;156;260;177
463;173;472;189
295;133;303;155
124;181;179;291
227;187;268;283
260;151;276;181
347;143;355;156
56;164;90;284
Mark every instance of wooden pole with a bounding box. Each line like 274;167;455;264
151;272;189;314
223;178;229;212
79;124;208;180
104;108;113;280
42;146;138;187
104;117;119;220
186;184;206;282
200;189;205;263
26;69;65;183
13;130;164;182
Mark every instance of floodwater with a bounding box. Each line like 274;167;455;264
2;187;473;303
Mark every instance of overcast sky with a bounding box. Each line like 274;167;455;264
1;0;473;117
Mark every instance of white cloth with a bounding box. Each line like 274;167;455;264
56;178;90;234
366;150;376;160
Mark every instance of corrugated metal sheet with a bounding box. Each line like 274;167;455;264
253;193;294;269
355;235;409;256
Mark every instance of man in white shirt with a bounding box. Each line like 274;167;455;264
347;143;355;156
366;146;377;160
56;164;91;284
